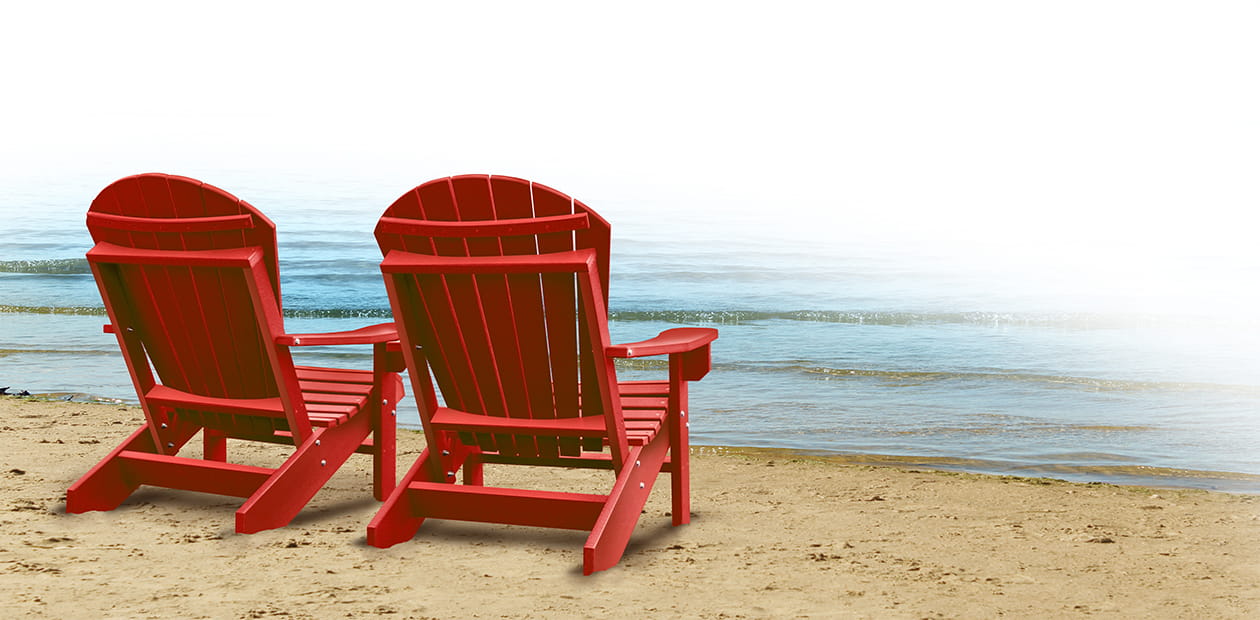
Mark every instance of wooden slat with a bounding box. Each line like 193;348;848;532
419;178;469;258
410;181;477;426
188;264;229;397
508;271;556;458
618;380;670;396
620;396;669;409
529;185;585;457
87;244;262;268
487;176;548;457
227;265;278;399
452;176;519;455
307;413;349;428
444;268;511;453
413;272;479;416
168;178;234;400
159;183;223;400
118;451;272;498
380;249;596;274
430;407;608;436
375;212;589;238
543;270;581;456
145;385;286;417
86;211;256;233
136;174;184;250
405;482;605;530
295;366;374;383
530;181;577;252
298;380;373;395
300;392;367;406
136;263;199;394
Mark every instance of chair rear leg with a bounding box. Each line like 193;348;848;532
204;429;228;462
461;452;485;485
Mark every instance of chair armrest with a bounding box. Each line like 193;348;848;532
276;322;399;346
607;327;718;358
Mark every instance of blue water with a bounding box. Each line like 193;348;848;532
4;170;1259;492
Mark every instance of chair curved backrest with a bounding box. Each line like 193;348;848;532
86;174;299;414
375;175;622;460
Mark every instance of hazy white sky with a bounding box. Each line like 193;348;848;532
3;1;1257;268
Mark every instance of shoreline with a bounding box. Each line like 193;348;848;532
7;391;1260;495
3;397;1259;618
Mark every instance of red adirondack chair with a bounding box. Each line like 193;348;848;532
366;175;717;574
66;173;404;533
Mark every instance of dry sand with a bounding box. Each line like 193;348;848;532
2;397;1257;618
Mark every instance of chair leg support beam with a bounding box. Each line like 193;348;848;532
403;482;605;530
66;422;197;513
235;412;372;534
115;451;272;497
583;428;672;575
65;426;151;513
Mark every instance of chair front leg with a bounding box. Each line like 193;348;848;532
668;355;692;526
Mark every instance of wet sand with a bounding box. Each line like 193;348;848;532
3;398;1258;618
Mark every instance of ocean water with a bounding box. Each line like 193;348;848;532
3;171;1259;492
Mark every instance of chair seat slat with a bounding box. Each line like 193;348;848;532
430;407;608;437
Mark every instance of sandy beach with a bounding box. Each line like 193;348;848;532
2;397;1257;619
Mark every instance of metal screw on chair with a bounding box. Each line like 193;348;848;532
639;482;645;489
315;439;321;446
446;471;455;478
320;460;327;467
166;442;174;448
383;399;389;406
681;410;687;417
160;423;168;429
442;450;450;456
635;460;641;467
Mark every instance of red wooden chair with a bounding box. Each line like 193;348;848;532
66;173;404;533
366;175;717;574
